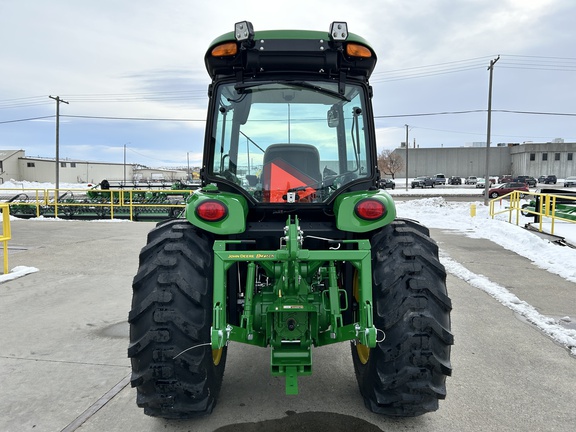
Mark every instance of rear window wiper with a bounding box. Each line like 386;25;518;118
285;82;351;102
235;81;350;101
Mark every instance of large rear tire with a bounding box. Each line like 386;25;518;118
352;219;453;416
128;220;226;418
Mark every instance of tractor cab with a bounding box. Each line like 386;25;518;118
202;22;379;207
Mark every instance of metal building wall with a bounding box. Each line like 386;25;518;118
510;143;576;179
392;146;512;179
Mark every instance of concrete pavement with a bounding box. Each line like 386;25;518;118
1;219;575;432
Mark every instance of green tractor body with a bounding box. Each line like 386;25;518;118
129;21;453;419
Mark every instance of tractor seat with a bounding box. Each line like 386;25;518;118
262;143;322;182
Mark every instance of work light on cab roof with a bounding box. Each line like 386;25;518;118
206;21;377;80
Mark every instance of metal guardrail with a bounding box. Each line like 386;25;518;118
0;188;195;221
0;203;11;274
489;190;576;236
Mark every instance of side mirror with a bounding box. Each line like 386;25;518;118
327;106;340;128
233;91;252;125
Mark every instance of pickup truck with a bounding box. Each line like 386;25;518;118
513;176;537;187
411;177;435;188
433;174;446;185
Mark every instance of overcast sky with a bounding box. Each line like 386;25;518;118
1;0;575;169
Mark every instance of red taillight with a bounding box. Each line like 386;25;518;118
354;199;385;220
196;200;228;222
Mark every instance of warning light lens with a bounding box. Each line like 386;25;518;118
211;42;238;57
354;199;385;220
346;43;372;58
196;200;228;222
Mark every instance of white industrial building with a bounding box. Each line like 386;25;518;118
392;141;576;179
0;150;189;185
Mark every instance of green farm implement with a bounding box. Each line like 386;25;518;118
521;189;576;221
4;183;193;220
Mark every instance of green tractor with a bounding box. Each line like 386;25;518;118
128;21;453;419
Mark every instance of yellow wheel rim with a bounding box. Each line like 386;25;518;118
353;270;370;365
356;342;370;364
212;348;223;366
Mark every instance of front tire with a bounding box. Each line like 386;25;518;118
351;219;453;416
128;220;226;418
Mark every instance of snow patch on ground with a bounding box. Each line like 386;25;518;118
441;252;576;356
0;266;39;284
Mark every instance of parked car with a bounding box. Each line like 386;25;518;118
379;178;396;189
448;176;462;185
514;175;537;187
465;176;477;185
433;173;446;185
488;182;529;198
564;176;576;187
538;175;546;183
476;178;486;188
542;175;557;184
411;177;435;188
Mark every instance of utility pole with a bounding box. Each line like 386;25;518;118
404;124;409;191
49;95;69;193
123;143;127;187
483;56;499;205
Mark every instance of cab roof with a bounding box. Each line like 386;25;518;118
205;22;377;81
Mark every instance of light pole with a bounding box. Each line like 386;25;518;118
404;124;409;191
49;95;69;192
484;55;500;204
123;143;127;187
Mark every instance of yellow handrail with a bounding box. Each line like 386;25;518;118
0;187;194;222
0;203;12;274
489;190;576;236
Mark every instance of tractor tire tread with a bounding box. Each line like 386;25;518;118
352;218;453;417
128;219;226;419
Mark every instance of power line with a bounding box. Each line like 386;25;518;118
0;115;55;124
495;109;576;117
2;108;576;126
62;114;204;122
126;146;168;162
375;109;486;118
371;54;576;82
500;64;576;72
375;109;576;119
62;91;207;103
0;96;54;109
0;90;207;109
406;124;562;139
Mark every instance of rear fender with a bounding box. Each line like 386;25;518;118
185;188;248;234
333;190;396;233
